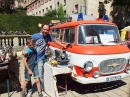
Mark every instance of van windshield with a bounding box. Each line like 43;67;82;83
78;25;121;44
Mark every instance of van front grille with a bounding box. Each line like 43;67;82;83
99;58;126;75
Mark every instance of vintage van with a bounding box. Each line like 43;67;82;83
49;14;130;84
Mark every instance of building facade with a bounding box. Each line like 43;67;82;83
24;0;112;18
13;0;25;8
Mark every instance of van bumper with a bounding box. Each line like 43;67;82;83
72;73;130;84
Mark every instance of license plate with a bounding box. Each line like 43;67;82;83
106;76;121;82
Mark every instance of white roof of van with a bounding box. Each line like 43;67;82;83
69;14;96;21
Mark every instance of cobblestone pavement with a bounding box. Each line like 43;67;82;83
0;53;130;97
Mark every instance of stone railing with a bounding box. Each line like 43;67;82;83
0;35;31;51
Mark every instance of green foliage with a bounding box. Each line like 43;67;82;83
58;4;64;18
0;7;26;15
104;0;112;4
104;0;130;7
104;0;130;28
44;9;57;17
0;14;65;35
0;0;26;15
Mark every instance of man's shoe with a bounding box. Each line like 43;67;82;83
21;91;26;97
42;91;47;97
38;92;43;97
26;92;32;97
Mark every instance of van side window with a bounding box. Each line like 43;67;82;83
78;26;85;44
52;28;60;40
64;28;75;43
60;29;64;41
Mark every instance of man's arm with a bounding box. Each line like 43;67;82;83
53;39;67;48
48;34;67;48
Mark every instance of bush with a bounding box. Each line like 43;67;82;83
0;14;65;35
44;9;57;17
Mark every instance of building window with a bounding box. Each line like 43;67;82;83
64;0;66;6
35;2;37;8
39;11;41;16
36;12;38;16
57;2;59;7
42;0;44;5
45;0;48;3
38;0;41;7
46;7;48;11
33;4;34;10
28;0;29;4
30;6;32;11
43;9;44;15
75;4;78;14
64;10;66;17
50;5;52;10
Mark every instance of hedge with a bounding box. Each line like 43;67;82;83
0;14;65;35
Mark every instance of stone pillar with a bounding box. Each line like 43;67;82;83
13;37;19;46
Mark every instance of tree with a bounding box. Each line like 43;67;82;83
0;0;14;14
58;4;64;18
0;0;26;14
104;0;130;7
104;0;130;28
44;9;57;17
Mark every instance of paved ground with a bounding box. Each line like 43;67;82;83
0;52;130;97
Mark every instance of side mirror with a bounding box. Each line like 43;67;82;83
49;24;53;27
53;28;58;32
66;43;72;48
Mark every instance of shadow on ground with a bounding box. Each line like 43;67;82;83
57;75;127;94
5;73;126;96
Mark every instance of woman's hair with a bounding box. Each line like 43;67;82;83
26;37;34;45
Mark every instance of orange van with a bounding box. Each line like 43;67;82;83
49;14;130;84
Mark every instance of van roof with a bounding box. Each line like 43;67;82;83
69;14;96;21
50;20;116;29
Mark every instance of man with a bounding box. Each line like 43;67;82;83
24;24;66;97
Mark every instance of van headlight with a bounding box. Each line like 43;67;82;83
84;61;93;72
93;71;100;78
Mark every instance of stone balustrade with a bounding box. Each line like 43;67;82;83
0;35;31;51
